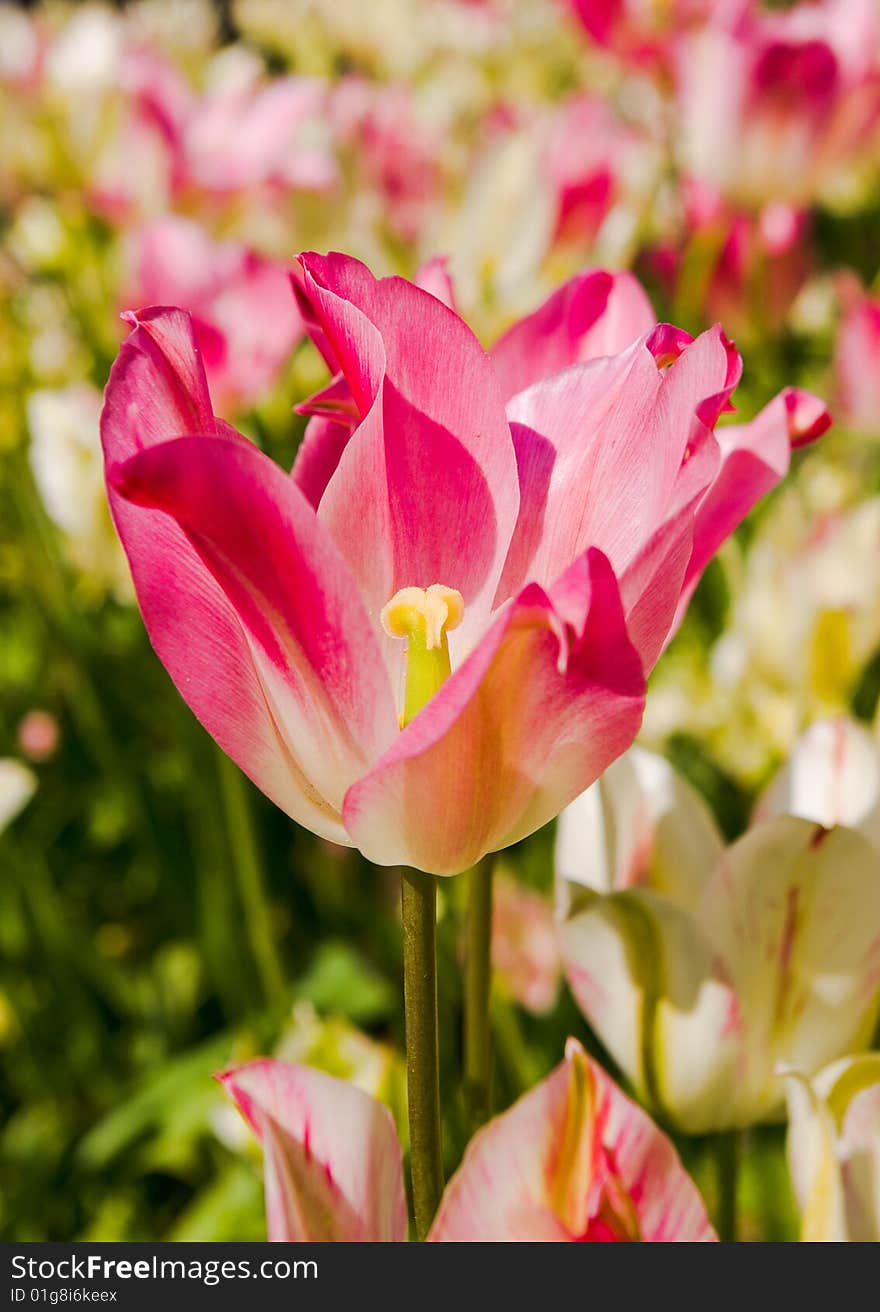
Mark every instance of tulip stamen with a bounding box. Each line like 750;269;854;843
381;584;464;728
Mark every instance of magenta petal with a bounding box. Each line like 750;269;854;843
675;386;831;621
291;414;356;510
111;433;397;835
218;1060;408;1242
291;374;359;509
491;268;656;402
342;549;644;875
111;306;223;447
296;252;520;640
101;310;344;829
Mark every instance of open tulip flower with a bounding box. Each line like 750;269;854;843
556;743;880;1135
784;1053;880;1242
101;252;828;876
218;1039;716;1242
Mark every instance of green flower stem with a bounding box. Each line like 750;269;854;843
714;1131;739;1243
401;867;444;1239
464;858;493;1131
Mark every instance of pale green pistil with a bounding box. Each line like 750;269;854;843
381;584;464;728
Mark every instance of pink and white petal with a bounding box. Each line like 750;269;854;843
297;253;519;635
101;311;337;833
673;387;831;623
218;1060;408;1242
111;434;397;831
755;717;880;849
498;341;669;600
653;324;741;444
617;500;698;672
431;1039;715;1241
343;549;644;875
555;745;723;907
498;326;738;607
618;424;722;669
491;269;656;403
700;818;880;1120
429;1039;602;1241
291;374;360;509
592;1051;717;1241
559;888;742;1134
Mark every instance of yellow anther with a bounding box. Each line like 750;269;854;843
380;584;465;728
381;584;464;651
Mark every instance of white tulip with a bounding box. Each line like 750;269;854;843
784;1054;880;1241
557;746;880;1134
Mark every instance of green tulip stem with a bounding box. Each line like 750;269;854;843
401;867;444;1239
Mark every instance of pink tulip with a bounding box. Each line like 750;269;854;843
676;0;880;209
124;216;304;413
219;1041;716;1241
833;275;880;435
102;253;827;874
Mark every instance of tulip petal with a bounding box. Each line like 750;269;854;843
110;433;397;835
559;888;742;1134
218;1060;408;1242
496;326;738;616
295;252;520;641
430;1039;715;1241
786;1053;880;1241
756;717;880;849
491;269;655;402
342;548;644;874
783;1069;849;1241
674;387;831;622
102;309;346;833
556;746;724;909
836;1066;880;1241
701;817;880;1120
